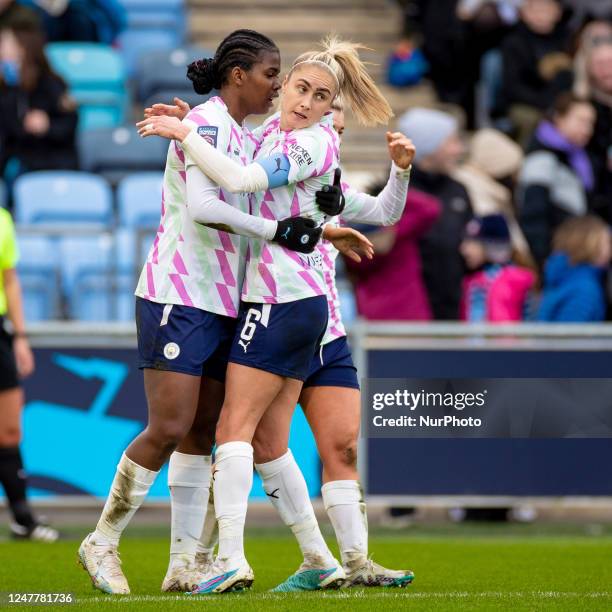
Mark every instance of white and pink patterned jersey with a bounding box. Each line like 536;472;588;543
135;96;252;318
241;111;340;304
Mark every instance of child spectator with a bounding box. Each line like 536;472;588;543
459;214;535;322
500;0;573;146
518;93;596;267
386;34;428;88
537;215;611;322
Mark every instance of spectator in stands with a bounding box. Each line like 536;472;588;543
398;107;473;319
518;93;596;267
537;215;610;322
0;207;58;541
574;37;612;223
459;214;535;322
386;33;428;88
453;128;534;265
344;181;440;321
0;26;78;203
0;0;40;30
500;0;573;146
21;0;126;43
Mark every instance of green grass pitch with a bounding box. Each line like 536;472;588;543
1;524;611;611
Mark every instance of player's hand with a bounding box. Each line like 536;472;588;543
386;131;416;169
136;115;190;141
13;336;34;379
316;168;345;216
273;217;322;253
144;97;191;120
323;226;374;263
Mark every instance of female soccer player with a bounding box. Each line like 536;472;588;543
79;29;367;596
141;99;416;592
0;208;57;542
142;37;392;594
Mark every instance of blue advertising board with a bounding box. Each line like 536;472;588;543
18;348;320;500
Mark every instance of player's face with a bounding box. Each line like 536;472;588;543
243;50;281;115
279;65;336;131
332;107;345;140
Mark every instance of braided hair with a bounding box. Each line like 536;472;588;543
187;29;278;95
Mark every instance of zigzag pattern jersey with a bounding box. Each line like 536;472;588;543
241;111;340;304
135;96;252;318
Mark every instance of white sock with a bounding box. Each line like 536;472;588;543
93;453;158;546
168;452;211;568
256;450;335;568
213;441;253;564
196;481;218;558
322;480;368;569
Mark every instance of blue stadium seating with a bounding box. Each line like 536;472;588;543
117;172;164;228
117;28;182;77
78;127;168;186
46;43;128;130
136;47;211;102
14;172;113;227
16;234;61;321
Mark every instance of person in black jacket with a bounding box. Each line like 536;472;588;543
0;26;78;205
399;107;473;320
500;0;573;146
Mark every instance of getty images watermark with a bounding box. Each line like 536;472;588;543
363;378;612;439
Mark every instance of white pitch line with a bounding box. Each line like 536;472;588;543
77;591;612;604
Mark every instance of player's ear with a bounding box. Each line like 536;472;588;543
230;66;245;87
281;74;289;93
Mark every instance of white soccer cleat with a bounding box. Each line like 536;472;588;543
78;533;130;595
10;522;59;543
190;557;254;594
343;557;414;588
161;555;205;593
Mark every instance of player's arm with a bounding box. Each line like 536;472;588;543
318;132;415;226
138;115;321;194
185;159;321;253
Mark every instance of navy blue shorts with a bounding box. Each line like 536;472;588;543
303;335;360;389
229;295;328;381
136;297;236;379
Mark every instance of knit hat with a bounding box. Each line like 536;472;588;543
464;214;512;263
397;108;458;162
468;129;524;179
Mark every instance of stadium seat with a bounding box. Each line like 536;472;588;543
136;47;211;102
78;127;168;186
14;172;113;227
116;28;183;77
46;42;128;130
0;180;6;208
117;172;164;228
60;233;118;321
16;234;61;321
121;0;187;36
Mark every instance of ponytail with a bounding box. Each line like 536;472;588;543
291;35;393;127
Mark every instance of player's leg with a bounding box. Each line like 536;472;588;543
0;387;58;542
303;383;414;588
163;375;224;592
191;363;292;594
252;402;345;592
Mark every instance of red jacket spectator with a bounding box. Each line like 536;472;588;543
345;189;441;320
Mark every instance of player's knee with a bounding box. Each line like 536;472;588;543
324;438;358;469
148;420;190;452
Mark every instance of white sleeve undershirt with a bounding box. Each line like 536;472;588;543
182;129;270;194
341;164;410;226
185;163;277;240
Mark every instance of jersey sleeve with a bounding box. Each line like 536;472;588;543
0;211;18;270
286;127;339;184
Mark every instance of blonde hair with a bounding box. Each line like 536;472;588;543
290;35;393;127
553;215;610;265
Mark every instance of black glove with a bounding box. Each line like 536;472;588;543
316;168;345;216
273;217;322;253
